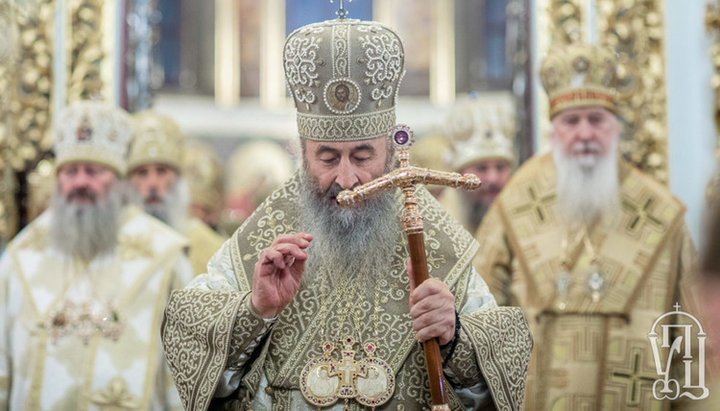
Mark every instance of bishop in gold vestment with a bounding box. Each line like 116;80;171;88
161;16;532;411
474;43;700;410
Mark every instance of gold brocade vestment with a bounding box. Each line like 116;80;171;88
184;217;225;276
474;153;700;411
162;173;533;410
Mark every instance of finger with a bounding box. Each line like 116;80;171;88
274;243;309;261
273;232;313;249
409;296;454;320
262;249;286;269
411;307;454;331
410;278;448;305
415;323;449;343
406;258;416;293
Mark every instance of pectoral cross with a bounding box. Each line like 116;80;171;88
329;339;367;398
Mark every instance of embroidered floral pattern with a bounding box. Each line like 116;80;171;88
283;26;324;105
358;25;404;102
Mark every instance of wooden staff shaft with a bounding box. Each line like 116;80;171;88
407;231;447;407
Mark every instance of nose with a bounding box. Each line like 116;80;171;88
484;168;500;184
577;119;594;141
335;158;360;190
72;168;93;188
145;170;163;191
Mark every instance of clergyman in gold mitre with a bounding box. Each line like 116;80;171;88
219;140;294;235
127;110;224;275
408;126;453;198
474;42;701;410
183;139;225;231
440;94;516;234
162;10;531;410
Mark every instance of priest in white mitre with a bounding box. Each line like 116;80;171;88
162;15;532;411
0;101;193;410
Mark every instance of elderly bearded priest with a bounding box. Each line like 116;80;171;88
474;43;699;410
161;17;532;411
127;111;225;275
0;102;193;409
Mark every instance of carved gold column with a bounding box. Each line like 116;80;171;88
67;0;106;102
0;0;56;243
536;0;583;152
597;0;669;184
549;0;583;44
705;1;720;204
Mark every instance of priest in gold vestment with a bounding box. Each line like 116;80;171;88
473;43;699;410
0;102;193;409
161;17;532;411
128;111;225;275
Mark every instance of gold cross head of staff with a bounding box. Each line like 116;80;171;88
337;124;481;234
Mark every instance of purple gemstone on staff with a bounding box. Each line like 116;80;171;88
394;130;409;145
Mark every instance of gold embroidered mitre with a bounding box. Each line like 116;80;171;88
409;127;452;172
283;18;405;141
128;110;185;172
54;101;132;175
446;96;515;170
539;42;618;118
183;139;224;212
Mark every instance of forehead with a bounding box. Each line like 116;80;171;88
131;162;177;171
304;136;388;154
554;106;613;120
57;162;114;174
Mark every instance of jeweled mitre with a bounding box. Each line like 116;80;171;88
539;42;618;118
283;19;406;141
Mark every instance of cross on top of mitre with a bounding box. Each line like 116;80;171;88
330;0;352;19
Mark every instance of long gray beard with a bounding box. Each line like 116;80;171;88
132;178;189;231
553;138;620;224
49;186;123;260
298;172;399;290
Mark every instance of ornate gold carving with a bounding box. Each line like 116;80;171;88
705;2;720;206
597;0;669;183
67;0;105;102
0;1;54;243
1;0;55;173
548;0;583;44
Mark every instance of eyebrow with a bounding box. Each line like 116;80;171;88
314;144;376;156
351;144;375;154
315;145;341;156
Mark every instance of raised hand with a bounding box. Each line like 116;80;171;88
406;259;456;345
251;232;313;319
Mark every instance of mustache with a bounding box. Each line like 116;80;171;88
66;187;97;202
321;182;359;202
571;141;602;155
482;184;503;194
144;189;164;204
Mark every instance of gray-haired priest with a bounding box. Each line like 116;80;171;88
161;16;532;411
